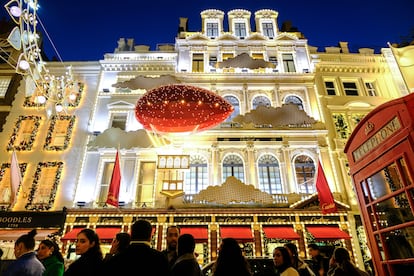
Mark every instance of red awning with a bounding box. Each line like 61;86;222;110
0;229;59;241
220;226;253;240
306;226;351;240
61;227;122;241
61;228;82;241
95;228;122;240
263;226;300;240
180;227;208;240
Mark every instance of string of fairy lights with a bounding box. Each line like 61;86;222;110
4;0;78;115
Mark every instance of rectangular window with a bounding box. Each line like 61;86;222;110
206;22;218;37
0;76;11;98
137;162;156;207
365;82;377;96
222;53;234;61
262;22;274;38
192;53;204;73
209;56;217;68
325;81;336;95
44;115;75;150
282;53;296;73
252;53;264;60
26;161;63;209
98;161;115;205
8;115;41;151
343;82;359;96
234;22;247;37
111;113;127;130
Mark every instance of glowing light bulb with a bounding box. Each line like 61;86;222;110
55;104;63;113
18;59;30;70
69;93;76;101
36;95;46;104
10;6;22;17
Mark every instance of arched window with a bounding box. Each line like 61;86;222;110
294;155;315;194
223;95;240;122
222;154;244;183
258;154;282;194
184;155;208;194
252;95;271;110
285;95;303;110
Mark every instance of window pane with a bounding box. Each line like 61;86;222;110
222;155;244;182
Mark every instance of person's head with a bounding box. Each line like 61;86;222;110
177;233;195;256
273;246;292;272
130;219;153;241
165;225;180;251
218;237;243;259
284;242;298;260
37;239;64;263
307;243;320;258
110;232;131;254
14;229;37;258
332;247;351;264
75;228;102;258
214;238;250;275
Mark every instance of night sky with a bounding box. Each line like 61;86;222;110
3;0;413;61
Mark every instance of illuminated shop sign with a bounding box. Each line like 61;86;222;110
352;116;401;161
0;211;66;228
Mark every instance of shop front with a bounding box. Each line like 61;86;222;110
61;208;359;266
0;209;66;267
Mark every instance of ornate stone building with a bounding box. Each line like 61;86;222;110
0;8;411;273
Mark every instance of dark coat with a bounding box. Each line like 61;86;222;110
171;253;202;276
64;250;103;276
103;242;169;276
3;252;45;276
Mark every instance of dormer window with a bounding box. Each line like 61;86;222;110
206;22;219;37
262;22;274;38
234;22;247;38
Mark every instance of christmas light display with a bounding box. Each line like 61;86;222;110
135;84;233;133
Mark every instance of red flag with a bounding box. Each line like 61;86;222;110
106;151;121;207
10;150;22;206
316;161;337;214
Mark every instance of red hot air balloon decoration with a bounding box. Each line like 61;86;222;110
135;84;233;133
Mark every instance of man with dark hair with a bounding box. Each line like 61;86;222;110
307;243;329;276
162;225;180;270
103;219;169;276
171;234;202;276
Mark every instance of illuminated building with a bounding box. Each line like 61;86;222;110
0;7;410;273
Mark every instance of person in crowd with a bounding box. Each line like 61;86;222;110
284;242;315;276
103;232;130;262
273;246;299;276
307;243;329;276
212;237;252;276
63;228;103;276
3;229;45;276
162;225;180;270
0;248;3;274
103;219;169;276
327;247;370;276
37;239;65;276
171;233;202;276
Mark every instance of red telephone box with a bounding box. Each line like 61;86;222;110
344;93;414;275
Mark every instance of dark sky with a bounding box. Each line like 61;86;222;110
4;0;413;61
